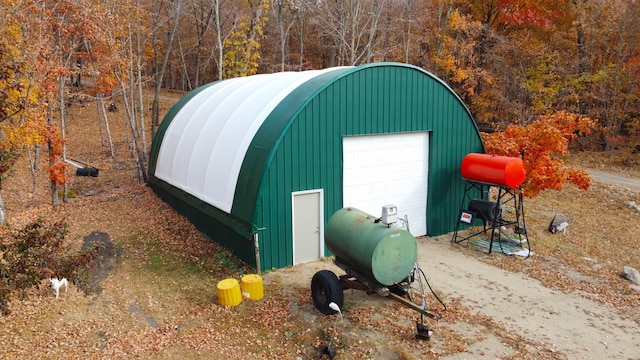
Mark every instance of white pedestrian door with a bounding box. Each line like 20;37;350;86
292;190;323;264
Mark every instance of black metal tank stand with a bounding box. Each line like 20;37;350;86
451;179;530;258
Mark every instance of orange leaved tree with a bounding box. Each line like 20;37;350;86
482;111;597;197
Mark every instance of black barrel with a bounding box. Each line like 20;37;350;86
76;167;99;177
468;199;501;222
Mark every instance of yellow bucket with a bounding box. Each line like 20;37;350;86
217;278;242;306
241;274;264;300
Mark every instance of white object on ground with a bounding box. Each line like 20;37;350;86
329;302;343;322
49;278;68;299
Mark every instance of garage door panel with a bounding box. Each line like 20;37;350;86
343;132;429;236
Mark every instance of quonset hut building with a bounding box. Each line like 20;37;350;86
148;62;484;272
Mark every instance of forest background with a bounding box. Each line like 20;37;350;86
1;1;640;356
0;0;639;214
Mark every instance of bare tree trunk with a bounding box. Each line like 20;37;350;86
0;190;5;226
58;77;68;204
95;94;106;146
317;0;387;66
135;0;147;160
128;21;139;149
275;2;296;72
239;1;267;75
27;144;40;195
151;0;183;138
573;0;588;116
362;0;385;63
277;2;285;71
402;0;414;63
120;81;148;183
98;95;116;158
47;103;59;207
191;0;214;87
214;0;224;80
177;36;193;90
297;2;307;70
433;0;454;73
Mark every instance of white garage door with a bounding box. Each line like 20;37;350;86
343;132;429;236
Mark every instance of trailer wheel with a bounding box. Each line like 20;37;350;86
311;270;343;315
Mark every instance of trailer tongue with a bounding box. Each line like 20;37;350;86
311;206;444;340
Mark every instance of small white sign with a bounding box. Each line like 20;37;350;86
460;211;473;224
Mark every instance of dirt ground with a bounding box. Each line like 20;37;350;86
1;93;639;359
269;231;640;360
263;141;640;359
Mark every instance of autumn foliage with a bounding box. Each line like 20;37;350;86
482;111;597;197
0;0;638;208
46;125;68;186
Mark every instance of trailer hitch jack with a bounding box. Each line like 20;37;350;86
415;322;433;340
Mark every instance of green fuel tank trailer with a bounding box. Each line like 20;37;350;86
325;207;418;286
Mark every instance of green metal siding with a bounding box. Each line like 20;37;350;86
149;63;483;272
231;67;353;223
249;63;483;270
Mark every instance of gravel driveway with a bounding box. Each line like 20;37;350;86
588;169;640;192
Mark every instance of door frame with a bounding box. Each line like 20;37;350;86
342;132;429;236
291;189;325;264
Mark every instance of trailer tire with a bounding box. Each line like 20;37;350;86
311;270;343;315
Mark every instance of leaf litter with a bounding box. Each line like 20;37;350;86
0;95;639;359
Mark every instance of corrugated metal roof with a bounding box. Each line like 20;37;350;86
153;67;352;213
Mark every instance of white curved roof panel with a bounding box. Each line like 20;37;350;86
154;68;349;213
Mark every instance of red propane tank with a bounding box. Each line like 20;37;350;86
461;153;526;188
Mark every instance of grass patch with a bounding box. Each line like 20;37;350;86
214;250;245;275
132;239;205;276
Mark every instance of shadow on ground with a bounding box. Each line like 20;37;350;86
79;231;122;295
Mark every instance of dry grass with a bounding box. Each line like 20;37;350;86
0;92;639;359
